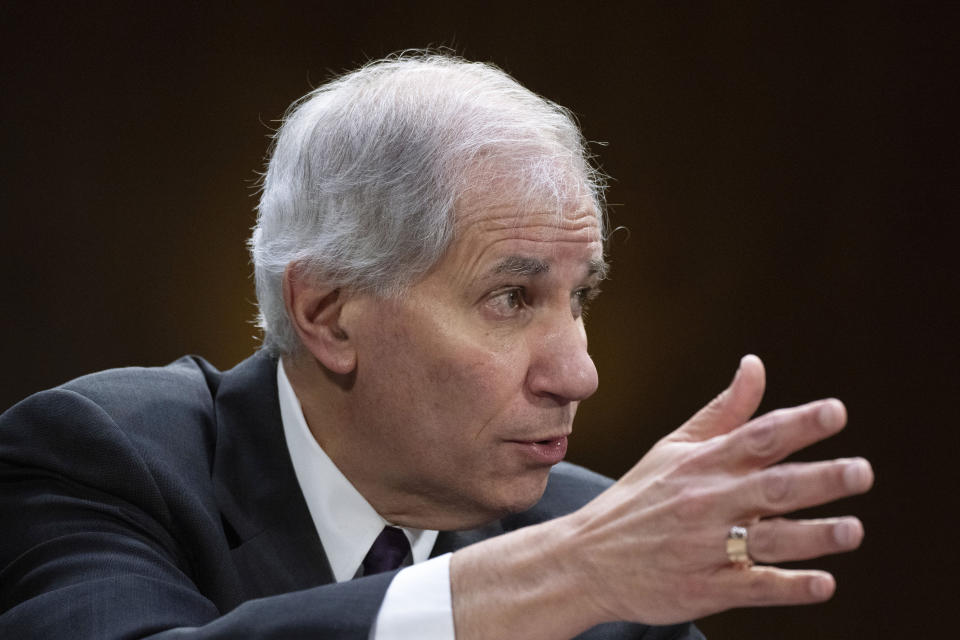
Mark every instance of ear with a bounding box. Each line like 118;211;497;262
283;265;357;375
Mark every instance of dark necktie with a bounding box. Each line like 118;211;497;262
362;526;411;576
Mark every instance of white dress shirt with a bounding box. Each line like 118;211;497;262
277;360;455;638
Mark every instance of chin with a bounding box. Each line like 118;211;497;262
440;470;552;530
488;473;551;516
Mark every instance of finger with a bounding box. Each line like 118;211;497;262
674;355;766;442
712;566;837;606
734;458;874;520
709;398;848;470
745;517;865;564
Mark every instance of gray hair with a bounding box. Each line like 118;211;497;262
250;51;606;355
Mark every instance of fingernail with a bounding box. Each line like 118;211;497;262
843;459;872;491
833;520;858;547
817;399;844;430
733;355;753;382
811;575;835;599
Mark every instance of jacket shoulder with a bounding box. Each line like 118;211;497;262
502;461;614;531
57;354;222;417
542;461;614;510
0;356;228;526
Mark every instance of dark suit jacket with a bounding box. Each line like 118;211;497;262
0;351;702;639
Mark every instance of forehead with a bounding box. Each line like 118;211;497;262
457;201;601;247
454;153;602;235
444;187;604;282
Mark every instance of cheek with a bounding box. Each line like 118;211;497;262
408;340;529;446
422;350;516;425
358;304;528;437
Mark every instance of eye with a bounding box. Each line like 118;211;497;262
486;287;527;317
572;286;600;317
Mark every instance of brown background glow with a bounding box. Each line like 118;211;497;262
2;2;957;637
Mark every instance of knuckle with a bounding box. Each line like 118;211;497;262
749;523;777;558
744;421;779;460
761;467;793;505
745;571;775;604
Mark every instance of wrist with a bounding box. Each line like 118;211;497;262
450;515;604;639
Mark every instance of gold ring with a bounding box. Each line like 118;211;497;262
726;525;753;568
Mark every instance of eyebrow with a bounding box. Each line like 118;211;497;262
587;258;609;281
490;256;610;280
494;256;550;277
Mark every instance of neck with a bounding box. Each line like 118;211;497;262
281;352;503;531
282;351;350;449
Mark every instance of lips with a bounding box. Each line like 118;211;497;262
507;435;569;465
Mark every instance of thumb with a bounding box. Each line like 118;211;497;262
673;354;766;442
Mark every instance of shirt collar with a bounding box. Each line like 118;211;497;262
277;358;438;582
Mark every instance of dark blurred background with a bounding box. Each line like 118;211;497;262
2;2;956;637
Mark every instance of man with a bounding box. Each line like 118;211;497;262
0;53;872;639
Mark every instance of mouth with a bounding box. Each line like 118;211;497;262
506;435;569;465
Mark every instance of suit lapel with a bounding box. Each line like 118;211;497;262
209;350;516;600
211;351;336;599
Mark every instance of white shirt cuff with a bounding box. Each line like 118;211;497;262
372;553;454;639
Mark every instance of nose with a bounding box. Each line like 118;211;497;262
525;316;599;404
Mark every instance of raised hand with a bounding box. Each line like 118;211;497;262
571;355;874;625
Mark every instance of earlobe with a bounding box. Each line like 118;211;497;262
282;266;357;374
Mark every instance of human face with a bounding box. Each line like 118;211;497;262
338;192;604;530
